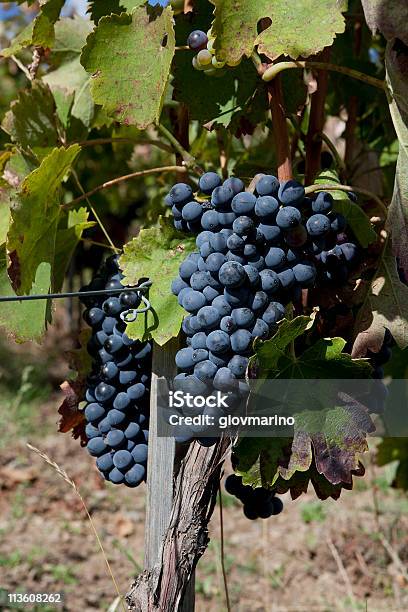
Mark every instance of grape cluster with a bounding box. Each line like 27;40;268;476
187;29;241;77
225;475;283;520
80;256;152;487
165;173;360;445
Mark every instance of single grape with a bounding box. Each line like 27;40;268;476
276;206;302;230
256;175;279;197
306;214;331;237
312;192;333;214
231;192;256;215
219;261;246;288
170;183;193;205
278;180;305;206
206;330;231;354
199;171;222;194
230;329;252;354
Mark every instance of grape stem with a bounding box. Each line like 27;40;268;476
71;169;118;251
156;123;203;174
304;183;387;218
263;61;387;92
63;165;188;209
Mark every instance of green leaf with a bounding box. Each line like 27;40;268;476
1;82;60;159
81;6;175;128
0;182;12;246
120;217;196;346
236;315;372;495
0;0;64;56
209;0;346;65
385;42;408;278
6;145;81;295
1;22;34;58
0;250;51;343
53;208;96;292
315;170;377;247
43;17;95;130
172;52;266;130
32;0;65;48
354;241;408;350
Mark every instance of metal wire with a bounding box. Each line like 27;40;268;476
0;280;152;303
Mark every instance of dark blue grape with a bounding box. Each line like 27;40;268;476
293;262;317;287
127;383;146;400
228;355;248;377
85;402;105;422
232;308;255;329
187;29;208;50
231;192;256;215
276;206;302;230
251;291;268;313
262;302;285;327
170;183;193;205
109;467;125;484
199;172;222;194
223;177;245;195
312;192;333;214
206;330;231;354
125;464;146;487
212;295;232;317
98;417;111;435
85;423;100;439
232;216;255;236
194;360;218;382
197;306;221;329
277;268;295;289
209;232;228;252
87;437;107;457
113;392;131;411
218;211;236;227
214;367;237;391
278;180;305;205
106;429;125;449
211;185;234;209
96;453;114;473
103;297;122;316
203;285;219;301
226;251;247;265
102;317;117;334
256;175;279;197
340;242;359;265
252;319;269;339
201;210;220;231
219;261;246;288
182;289;206;313
131;443;148;463
206;252;227;273
176;347;195;370
119;370;137;385
120;291;140;308
192;348;208;363
191;332;207;349
257;223;281;243
255;196;279;219
124;422;140;440
179;258;198;280
259;269;280;294
95;383;115;403
230;329;252;354
182;201;203;222
306;214;331;237
265;247;286;270
220;316;237;334
104;335;124;354
113;450;134;471
196;231;213;247
84;307;104;327
107;409;126;427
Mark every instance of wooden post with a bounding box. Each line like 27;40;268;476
143;338;195;611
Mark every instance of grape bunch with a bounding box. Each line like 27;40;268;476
80;256;152;487
225;475;283;520
165;173;361;445
187;29;241;77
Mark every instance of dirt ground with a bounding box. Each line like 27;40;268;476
0;336;407;612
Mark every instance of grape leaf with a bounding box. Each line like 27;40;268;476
80;6;175;128
209;0;346;65
32;0;65;48
43;18;95;129
384;41;408;278
120;217;196;346
7;145;81;295
53;208;96;292
87;0;143;22
0;249;51;343
361;0;408;45
0;182;12;246
354;241;408;353
315;170;377;248
376;438;408;491
235;315;372;497
1;82;60;159
0;0;64;56
0;22;34;58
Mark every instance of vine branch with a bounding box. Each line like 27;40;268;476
263;61;387;92
305;49;330;185
268;77;293;181
63;166;187;209
156;123;203;175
